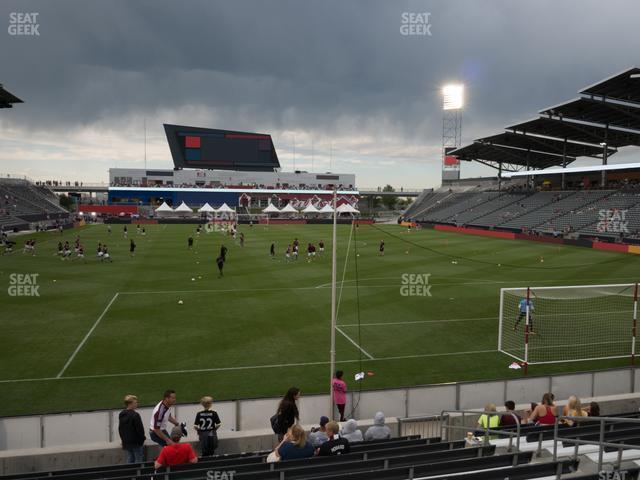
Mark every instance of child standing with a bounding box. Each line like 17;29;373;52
194;396;221;457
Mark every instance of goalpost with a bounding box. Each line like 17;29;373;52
499;283;638;372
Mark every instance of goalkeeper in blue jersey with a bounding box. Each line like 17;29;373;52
514;298;535;333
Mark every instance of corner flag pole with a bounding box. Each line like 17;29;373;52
329;188;338;418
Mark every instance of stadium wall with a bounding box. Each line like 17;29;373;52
1;367;639;454
434;224;515;239
77;204;138;215
428;224;640;255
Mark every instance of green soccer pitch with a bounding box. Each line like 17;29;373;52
1;222;639;417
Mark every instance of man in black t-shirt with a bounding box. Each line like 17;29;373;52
194;396;221;456
317;421;350;456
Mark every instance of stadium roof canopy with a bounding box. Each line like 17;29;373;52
0;84;23;108
580;67;640;106
540;97;640;132
507;117;640;148
451;67;640;173
450;131;618;172
449;138;578;172
503;161;640;178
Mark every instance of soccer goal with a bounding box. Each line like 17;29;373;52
499;283;638;370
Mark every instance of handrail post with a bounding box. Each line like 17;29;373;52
553;416;559;461
515;414;521;452
598;418;605;473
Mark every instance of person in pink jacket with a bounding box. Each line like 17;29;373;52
332;370;347;421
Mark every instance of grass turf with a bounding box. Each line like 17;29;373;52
1;222;639;417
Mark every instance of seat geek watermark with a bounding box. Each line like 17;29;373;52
400;12;432;36
206;471;236;480
8;12;40;36
400;273;432;297
599;470;629;480
8;273;40;297
596;209;629;234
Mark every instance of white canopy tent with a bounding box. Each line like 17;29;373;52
173;201;193;217
302;203;320;214
319;203;334;214
154;201;173;213
280;203;299;214
262;203;280;213
198;202;215;213
336;203;359;214
216;203;235;213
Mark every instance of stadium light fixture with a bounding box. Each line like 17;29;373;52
442;84;464;110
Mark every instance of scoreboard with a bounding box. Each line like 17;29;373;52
165;124;280;172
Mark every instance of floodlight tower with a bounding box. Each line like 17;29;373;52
442;84;464;182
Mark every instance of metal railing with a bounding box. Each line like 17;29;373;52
553;415;640;473
398;414;445;440
440;409;522;452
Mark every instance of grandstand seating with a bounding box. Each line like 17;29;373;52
0;178;68;230
407;188;640;242
468;191;565;228
416;192;498;224
0;434;581;480
8;411;640;480
452;192;527;225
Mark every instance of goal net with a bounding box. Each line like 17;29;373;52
499;284;638;366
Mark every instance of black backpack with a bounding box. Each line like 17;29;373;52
270;413;283;434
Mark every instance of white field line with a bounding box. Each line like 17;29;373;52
335;326;375;360
339;317;497;327
314;276;640;290
56;292;120;378
0;349;499;384
334;222;355;322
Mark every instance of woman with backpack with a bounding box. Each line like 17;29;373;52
271;387;300;441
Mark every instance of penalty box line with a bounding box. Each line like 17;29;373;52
56;292;120;379
335;326;375;360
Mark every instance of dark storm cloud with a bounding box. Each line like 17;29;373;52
0;0;639;181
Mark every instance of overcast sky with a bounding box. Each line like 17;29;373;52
0;0;639;189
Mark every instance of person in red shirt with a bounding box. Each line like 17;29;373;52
154;425;198;469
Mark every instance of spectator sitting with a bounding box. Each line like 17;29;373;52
528;393;556;425
364;412;391;441
562;396;588;426
308;416;330;448
340;419;364;442
154;425;197;469
588;401;600;417
499;400;521;427
317;421;350;456
561;395;577;417
273;424;314;461
476;403;499;439
118;394;146;464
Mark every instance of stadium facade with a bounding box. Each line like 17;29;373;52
107;124;357;208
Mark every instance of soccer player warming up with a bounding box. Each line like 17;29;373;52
216;255;225;277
